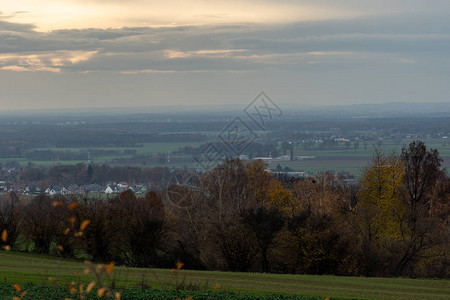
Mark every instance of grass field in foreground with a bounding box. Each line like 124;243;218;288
0;251;449;300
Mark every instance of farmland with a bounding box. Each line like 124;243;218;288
2;140;449;176
0;251;449;299
1;111;450;178
2;135;450;176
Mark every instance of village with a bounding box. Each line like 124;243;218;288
0;180;148;196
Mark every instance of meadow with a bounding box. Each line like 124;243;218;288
273;137;450;175
0;251;448;300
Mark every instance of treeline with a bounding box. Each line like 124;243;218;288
178;142;281;159
1;141;448;278
12;142;281;186
23;149;125;161
269;117;450;140
0;125;208;155
16;164;172;187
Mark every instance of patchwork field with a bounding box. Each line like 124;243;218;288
1;137;450;177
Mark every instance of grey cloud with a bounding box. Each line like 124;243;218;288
1;1;450;109
1;12;449;73
0;20;36;32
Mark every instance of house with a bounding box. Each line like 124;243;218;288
104;183;123;194
45;186;64;195
132;185;147;194
117;182;128;188
0;181;7;193
67;184;79;194
104;185;114;194
9;185;23;194
239;154;249;161
25;184;41;195
83;184;104;194
253;157;273;163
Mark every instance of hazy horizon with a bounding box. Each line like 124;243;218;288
3;101;450;119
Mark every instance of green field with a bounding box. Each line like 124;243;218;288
0;251;449;300
34;142;205;155
1;138;449;175
0;142;205;167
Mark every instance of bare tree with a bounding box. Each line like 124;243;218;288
395;141;446;276
0;192;21;248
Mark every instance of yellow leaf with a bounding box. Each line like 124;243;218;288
70;287;77;294
80;220;90;231
176;262;184;270
79;284;84;294
97;287;107;297
83;268;90;275
68;281;75;289
106;262;114;274
186;297;192;300
69;217;76;226
86;281;95;293
12;284;21;292
57;245;64;252
1;229;7;242
64;228;70;235
53;201;63;207
3;245;10;251
115;292;121;300
12;297;20;300
68;202;78;210
20;291;27;297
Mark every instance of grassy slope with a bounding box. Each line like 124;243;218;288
0;251;449;300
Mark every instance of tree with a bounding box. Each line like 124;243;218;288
394;141;446;276
212;218;257;272
107;190;168;267
359;151;405;238
80;200;112;262
357;151;405;276
243;206;284;272
22;194;62;253
401;141;444;221
0;192;21;248
87;164;94;183
268;180;294;216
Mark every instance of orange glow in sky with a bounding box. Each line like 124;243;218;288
3;0;364;31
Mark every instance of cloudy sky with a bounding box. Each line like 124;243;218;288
1;0;449;110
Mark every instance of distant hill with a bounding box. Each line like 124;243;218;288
281;101;450;118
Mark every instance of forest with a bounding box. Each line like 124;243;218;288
0;141;448;278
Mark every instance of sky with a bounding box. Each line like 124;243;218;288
0;0;449;110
